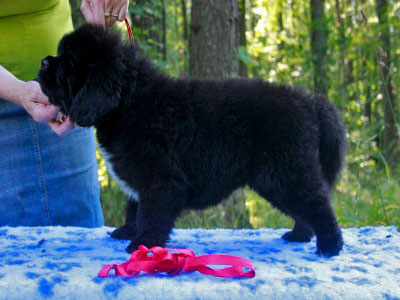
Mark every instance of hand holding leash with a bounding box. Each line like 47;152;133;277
80;0;129;27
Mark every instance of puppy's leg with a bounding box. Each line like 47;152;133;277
252;168;342;257
281;219;314;243
251;185;314;243
110;200;138;240
125;185;185;253
282;179;343;257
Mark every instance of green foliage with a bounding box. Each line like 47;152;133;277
334;166;400;228
129;0;187;76
100;185;127;228
97;148;127;227
244;188;293;229
175;189;252;229
98;0;399;231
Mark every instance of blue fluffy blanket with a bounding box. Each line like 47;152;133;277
0;226;399;299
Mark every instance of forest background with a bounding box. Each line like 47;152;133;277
69;0;400;230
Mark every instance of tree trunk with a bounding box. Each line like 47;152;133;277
376;0;399;165
179;0;189;77
346;0;354;101
238;0;248;77
68;0;86;28
249;0;260;77
277;1;284;53
334;0;346;107
181;0;188;41
189;0;239;79
310;0;328;95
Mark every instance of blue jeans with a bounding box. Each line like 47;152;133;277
0;99;104;227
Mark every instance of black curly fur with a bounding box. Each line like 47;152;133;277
38;24;347;257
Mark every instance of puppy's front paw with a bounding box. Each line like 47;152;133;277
110;225;136;240
125;234;169;253
316;232;343;257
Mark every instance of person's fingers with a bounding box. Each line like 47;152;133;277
90;0;106;27
44;104;60;118
48;122;66;137
105;0;115;27
33;94;50;105
82;0;127;27
48;117;75;137
32;103;60;123
104;14;109;27
110;0;124;26
81;0;95;23
110;7;120;26
25;81;50;105
117;1;128;22
58;117;75;137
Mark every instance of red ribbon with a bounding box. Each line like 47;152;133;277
98;245;255;279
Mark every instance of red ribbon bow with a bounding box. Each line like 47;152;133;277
98;245;255;279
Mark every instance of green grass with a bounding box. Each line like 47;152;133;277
333;168;400;229
100;187;253;229
100;185;127;228
175;189;252;229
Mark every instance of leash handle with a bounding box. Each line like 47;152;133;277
124;18;134;45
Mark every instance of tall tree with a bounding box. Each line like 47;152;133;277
334;0;346;107
180;0;189;76
238;0;248;77
310;0;328;95
189;0;239;79
376;0;399;165
180;0;189;42
345;0;355;101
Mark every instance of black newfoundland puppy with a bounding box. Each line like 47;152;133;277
38;24;346;257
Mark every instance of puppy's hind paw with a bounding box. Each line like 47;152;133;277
281;230;313;243
110;225;136;240
316;233;343;257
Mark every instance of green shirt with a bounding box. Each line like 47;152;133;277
0;0;73;81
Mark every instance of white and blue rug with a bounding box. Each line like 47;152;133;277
0;226;399;299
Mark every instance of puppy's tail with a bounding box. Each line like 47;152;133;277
317;96;347;188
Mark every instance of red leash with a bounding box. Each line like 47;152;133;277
124;18;134;45
98;245;256;279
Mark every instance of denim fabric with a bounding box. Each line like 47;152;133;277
0;99;104;227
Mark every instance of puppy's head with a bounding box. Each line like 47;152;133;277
38;24;126;127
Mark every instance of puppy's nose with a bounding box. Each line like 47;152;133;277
41;57;51;69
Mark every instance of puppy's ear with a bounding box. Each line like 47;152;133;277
70;65;122;127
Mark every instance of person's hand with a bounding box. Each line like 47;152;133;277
18;81;75;137
48;115;75;137
80;0;129;27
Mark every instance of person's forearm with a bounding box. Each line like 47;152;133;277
0;66;72;136
0;65;25;106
